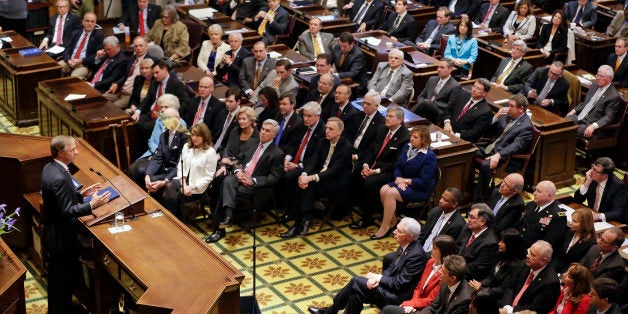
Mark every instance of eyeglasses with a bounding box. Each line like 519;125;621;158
590;164;605;174
549;70;562;77
198;85;214;89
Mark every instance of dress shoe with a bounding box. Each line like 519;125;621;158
218;216;233;228
349;219;373;229
308;306;331;314
280;225;302;238
370;229;392;240
205;229;226;243
300;220;313;236
279;214;294;223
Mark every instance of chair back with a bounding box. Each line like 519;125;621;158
436;34;449;59
180;18;203;64
562;69;581;111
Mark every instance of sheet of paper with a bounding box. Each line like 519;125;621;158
314;15;335;22
46;45;65;54
224;27;249;35
541;15;551;23
64;94;86;101
431;141;451;148
558;204;575;222
594;221;614;232
361;36;381;46
112;26;125;34
494;99;509;105
1;37;13;42
108;225;132;234
577;76;592;86
188;8;216;19
268;51;282;59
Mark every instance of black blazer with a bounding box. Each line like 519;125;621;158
580;245;627;280
145;130;188;181
446;92;493;143
348;0;385;30
607;53;628;87
274;112;303;153
491;58;534;94
328;102;361;143
486;189;524;235
139;76;191;119
414;20;457;53
502;265;561;314
537;24;568;58
90;51;128;93
183;95;226;129
414;75;461;113
379;12;418;43
304;138;353;188
284;121;325;163
363;126;411;174
331;44;368;88
241;141;286;209
474;3;510;32
118;3;162;33
380;241;429;305
352;112;385;161
480;258;525;294
523;66;570;115
418;208;466;245
129;75;148;110
573;174;628;223
62;29;104;69
44;13;82;46
420;279;475;314
212;108;239;147
215;47;252;88
517;200;567;248
551;231;596;273
457;227;499;281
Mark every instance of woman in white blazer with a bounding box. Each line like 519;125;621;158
197;24;230;76
503;0;537;41
163;122;219;218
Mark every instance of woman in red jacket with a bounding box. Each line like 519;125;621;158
550;263;593;314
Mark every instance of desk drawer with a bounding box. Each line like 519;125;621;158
98;249;119;279
120;269;145;301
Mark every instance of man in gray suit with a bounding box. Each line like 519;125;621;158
250;59;300;103
367;49;414;105
411;58;461;125
490;40;533;94
238;41;277;97
297;17;335;60
566;65;622;138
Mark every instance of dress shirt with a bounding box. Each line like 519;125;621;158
364;126;401;172
445;98;481;124
579;178;607;221
71;32;92;59
353;112;375;148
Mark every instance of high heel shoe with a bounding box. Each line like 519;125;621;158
370;228;392;240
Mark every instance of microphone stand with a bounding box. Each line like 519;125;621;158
89;168;139;221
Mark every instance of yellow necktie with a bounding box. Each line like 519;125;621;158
258;10;274;35
616;57;621;71
496;60;516;85
313;34;322;56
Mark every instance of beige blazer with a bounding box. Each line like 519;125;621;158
145;20;191;61
197;41;230;75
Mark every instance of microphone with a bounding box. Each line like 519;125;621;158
89;168;138;221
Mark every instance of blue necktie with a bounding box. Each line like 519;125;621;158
423;214;446;252
493;196;506;215
275;117;285;145
353;3;369;23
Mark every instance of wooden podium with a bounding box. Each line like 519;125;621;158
0;238;27;314
78;175;147;226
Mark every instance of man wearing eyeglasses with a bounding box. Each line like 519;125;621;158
523;61;570;116
565;65;622;138
606;37;628;87
39;0;82;52
573;157;627;223
579;227;626;279
486;173;525;235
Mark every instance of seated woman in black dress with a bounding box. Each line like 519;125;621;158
216;106;260;177
551;208;596;274
538;10;569;64
128;58;155;117
372;125;437;239
255;86;280;130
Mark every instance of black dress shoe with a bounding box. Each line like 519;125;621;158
205;229;226;243
218;216;233;228
308;306;331;314
349;219;373;229
280;225;302;238
300;220;313;236
279;214;294;222
370;229;392;240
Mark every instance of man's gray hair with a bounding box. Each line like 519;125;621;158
263;119;280;134
103;35;119;47
302;102;322;115
512;40;528;54
365;90;382;106
399;217;421;241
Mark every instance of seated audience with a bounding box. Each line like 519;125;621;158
39;0;82;52
117;0;161;36
145;5;190;62
254;0;289;45
88;36;128;94
491;40;533;94
332;32;368;95
579;227;626;280
343;0;385;32
255;87;281;129
474;0;509;33
58;13;103;79
587;278;622;314
127;58;155;116
457;203;499;281
551;209;596;274
606;37;628;88
197;24;230;77
419;255;475;314
573;157;627;223
550;263;592;314
411;6;456;55
184;76;225;128
307;217;428;314
419;188;466;252
297;17;334;60
606;7;628;37
411;58;461;125
367;49;414;105
503;0;536;41
250;59;300;104
444;18;478;78
523;61;570;115
486;173;525;235
565;65;622;139
443;78;493;143
379;0;419;43
215;33;252;88
517;180;568;248
239;41;277;98
565;0;597;29
538;10;569;64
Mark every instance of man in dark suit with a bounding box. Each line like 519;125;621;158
308;218;428;314
443;78;493;143
39;0;81;52
305;54;340;103
587;278;622;314
580;227;627;280
379;0;419;43
58;13;104;79
332;32;368;96
281;117;353;237
212;88;242;151
490;40;533;94
419;255;474;314
566;65;622;138
411;59;461;125
474;0;509;33
445;0;483;19
367;49;415;105
473;94;534;201
607;37;628;87
117;0;161;36
42;135;110;313
517;180;567;248
565;0;597;28
207;119;285;243
216;33;252;88
500;240;561;314
232;0;266;23
456;204;499;281
486;173;525;235
88;36;128;94
410;7;456;55
523;61;570;115
297;17;335;60
239;41;277;97
573;157;627;223
329;84;361;142
419;188;466;252
308;73;338;120
184;76;225;129
254;0;289;45
274;93;303;153
343;0;385;32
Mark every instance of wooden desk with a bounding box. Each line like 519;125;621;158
464;82;578;188
475;34;546;79
37;77;137;170
0;239;26;314
268;44;315;68
0;31;62;127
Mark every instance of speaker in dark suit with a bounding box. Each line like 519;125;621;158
216;45;252;88
523;64;570;115
474;2;509;33
486;174;525;235
117;1;161;34
443;81;492;143
579;228;627;280
565;78;622;138
456;204;499;281
183;78;226;129
379;1;419;43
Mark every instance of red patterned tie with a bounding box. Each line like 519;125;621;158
371;131;392;168
91;58;111;84
55;15;64;45
456;100;473;121
139;10;146;36
127;57;139;78
591;253;602;272
150;83;163;119
465;234;476;249
293;128;312;164
482;5;494;24
73;32;88;59
513;272;534;307
193;101;206;125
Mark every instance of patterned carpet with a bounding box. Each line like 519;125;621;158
0;111;622;314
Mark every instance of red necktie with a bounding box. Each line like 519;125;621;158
293;128;312;164
91;58;111;84
127;57;139;78
193;100;206;125
73;32;88;59
222;53;236;82
245;143;264;176
465;234;476;249
513;272;534;307
371;131;392;168
55;15;64;45
150;83;163;119
482;5;494;24
590;253;602;272
139;10;146;36
456;100;473;121
337;107;342;118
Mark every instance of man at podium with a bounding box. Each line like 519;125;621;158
41;135;111;314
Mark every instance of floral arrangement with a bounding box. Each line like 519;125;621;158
0;204;20;236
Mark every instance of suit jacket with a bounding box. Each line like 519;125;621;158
44;13;82;46
41;161;92;252
284;120;325;163
241;141;285;208
503;13;537;41
446;93;492;143
502;265;561;314
479;113;534;162
90;51;128;94
352;112;385;161
418;208;466;245
62;29;104;69
216;47;252;87
118;3;161;33
250;70;300;103
586;303;621;314
415;20;456;53
450;0;483;19
457;227;499;281
145;20;190;60
212;108;240;148
348;0;385;30
566;0;598;28
297;30;334;60
367;62;414;105
380;241;429;305
257;5;290;45
523;67;570;115
329;101;361;142
573;174;627;223
420;279;474;314
607;53;628;88
580;245;627;279
331;44;368;88
537;24;568;57
139;76;191;118
197;40;230;74
238;56;277;93
474;3;510;32
551;231;596;273
306;74;341;103
183;95;226;129
491;58;534;93
480;258;525;294
303;137;352;187
517;200;567;248
116;52;156;93
606;10;628;38
363;126;410;174
146;130;189;181
415;76;461;113
486;189;524;235
568;83;622;132
380;12;419;43
129;75;149;109
401;258;443;310
274;112;303;154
